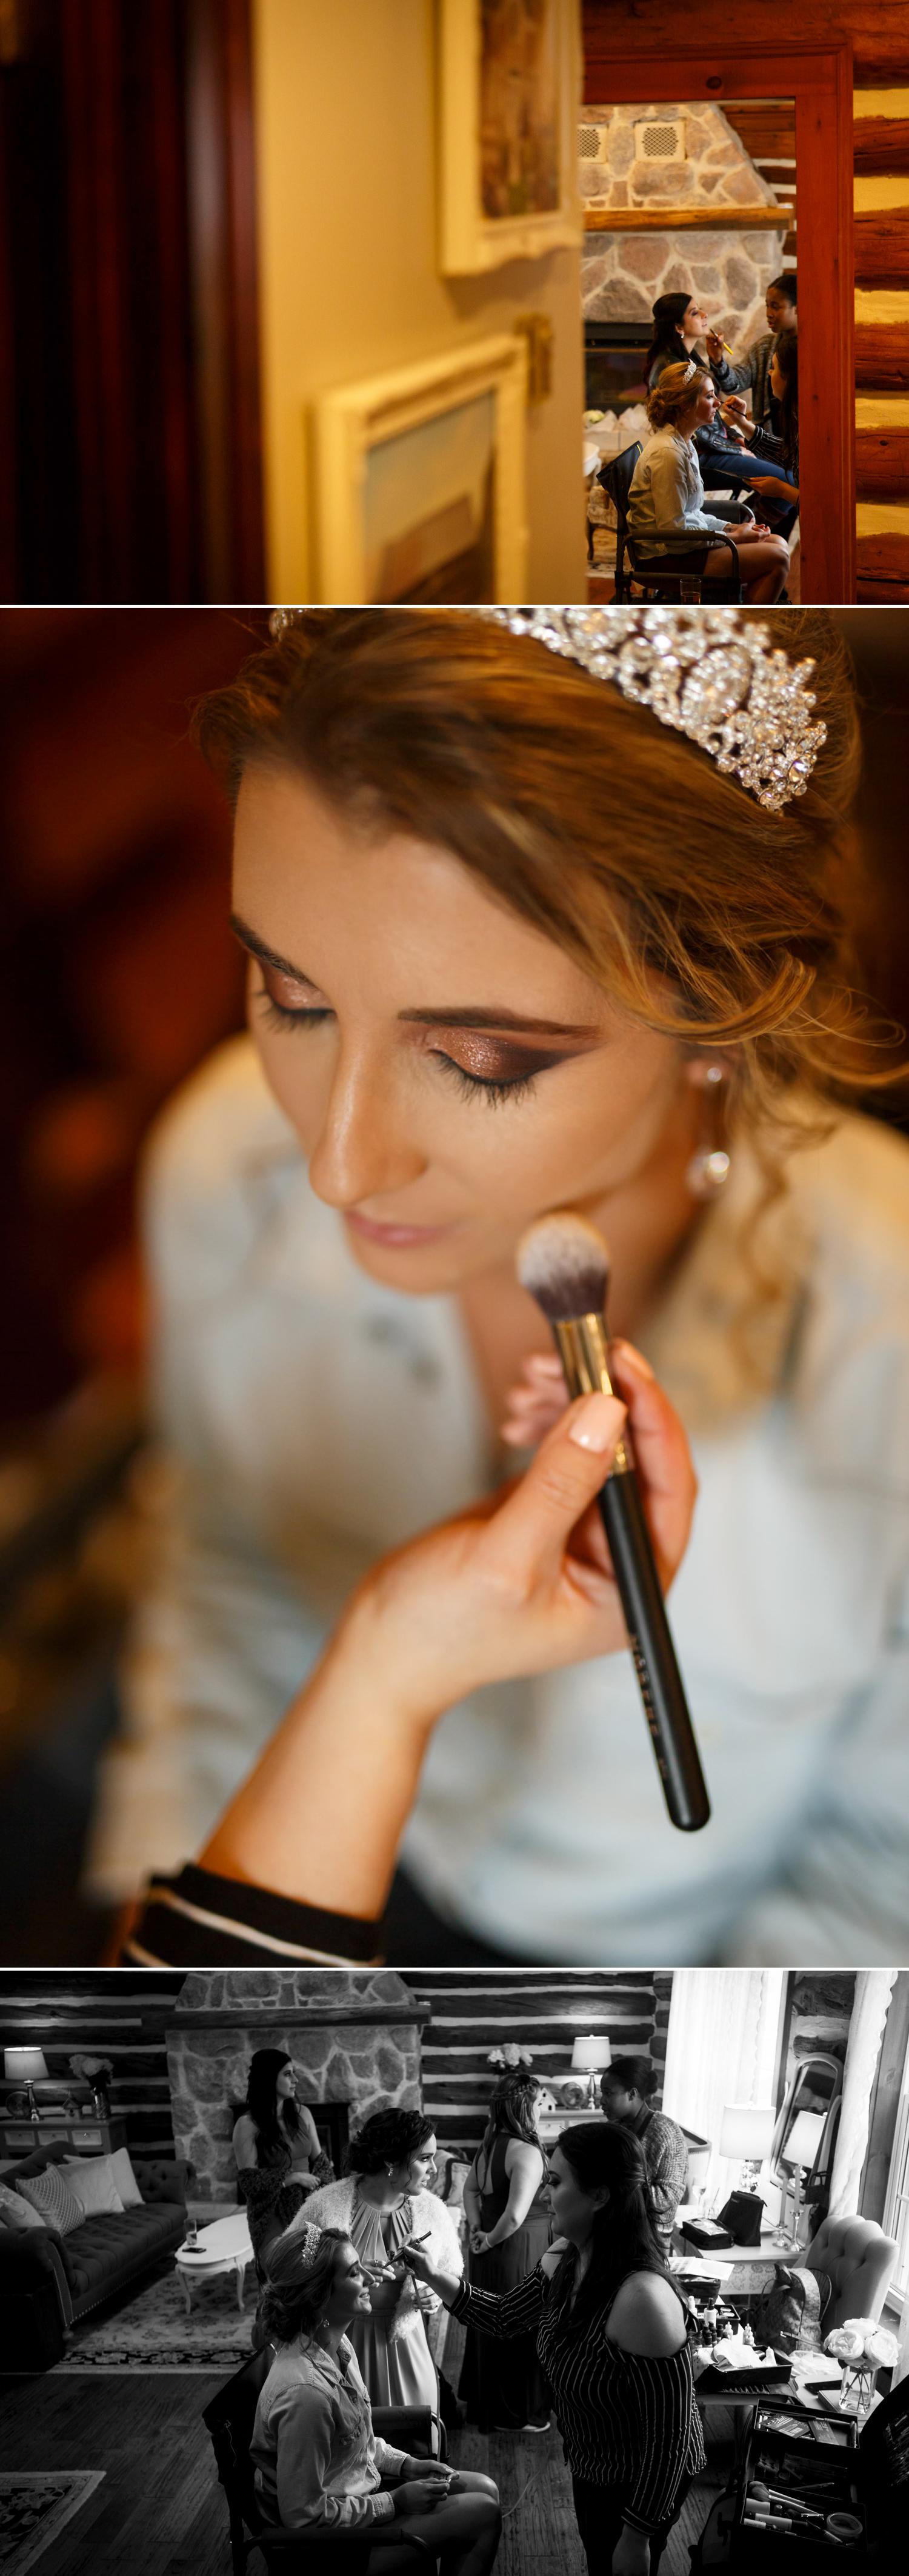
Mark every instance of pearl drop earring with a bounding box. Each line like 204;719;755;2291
685;1061;731;1199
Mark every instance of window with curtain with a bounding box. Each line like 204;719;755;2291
662;1968;785;2214
883;2041;909;2318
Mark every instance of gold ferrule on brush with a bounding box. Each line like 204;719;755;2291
552;1315;631;1475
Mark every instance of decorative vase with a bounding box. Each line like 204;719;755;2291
839;2359;877;2420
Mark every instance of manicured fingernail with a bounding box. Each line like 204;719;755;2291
568;1393;626;1451
611;1340;654;1381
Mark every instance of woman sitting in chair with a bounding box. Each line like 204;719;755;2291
628;362;790;604
251;2222;502;2569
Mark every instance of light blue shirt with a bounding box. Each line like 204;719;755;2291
87;1039;909;1966
628;425;734;551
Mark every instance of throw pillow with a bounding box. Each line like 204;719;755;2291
107;2146;144;2208
0;2178;45;2232
753;2264;832;2354
62;2154;125;2218
15;2165;84;2237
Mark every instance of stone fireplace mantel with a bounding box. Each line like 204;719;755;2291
166;1971;429;2203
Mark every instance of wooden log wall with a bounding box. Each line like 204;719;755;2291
854;85;909;593
412;1970;668;2154
722;102;797;266
0;1972;184;2160
0;1971;670;2166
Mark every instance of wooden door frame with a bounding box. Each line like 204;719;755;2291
582;40;855;605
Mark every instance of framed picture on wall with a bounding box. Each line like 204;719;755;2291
312;333;528;604
438;0;582;274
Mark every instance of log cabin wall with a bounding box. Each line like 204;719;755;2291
0;1971;669;2169
0;1972;185;2162
583;2;909;600
413;1969;667;2154
854;82;909;595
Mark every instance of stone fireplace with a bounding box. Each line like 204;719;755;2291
581;102;787;358
165;1969;428;2206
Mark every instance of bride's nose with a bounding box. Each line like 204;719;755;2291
307;1045;427;1210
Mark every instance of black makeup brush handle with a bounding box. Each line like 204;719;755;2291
598;1468;710;1832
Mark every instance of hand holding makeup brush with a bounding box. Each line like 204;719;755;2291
197;1358;696;1920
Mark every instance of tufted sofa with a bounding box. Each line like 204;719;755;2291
0;2140;188;2371
803;2214;898;2329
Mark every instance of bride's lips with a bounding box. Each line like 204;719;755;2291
345;1210;459;1250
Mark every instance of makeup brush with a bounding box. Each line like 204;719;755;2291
516;1211;710;1833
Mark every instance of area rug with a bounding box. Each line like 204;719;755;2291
56;2265;256;2372
0;2473;105;2576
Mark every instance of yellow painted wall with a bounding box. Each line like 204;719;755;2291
251;0;586;602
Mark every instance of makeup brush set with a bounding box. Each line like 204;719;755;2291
690;2377;909;2570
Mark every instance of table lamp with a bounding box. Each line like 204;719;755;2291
4;2045;49;2122
571;2036;612;2111
776;2108;825;2251
719;2103;776;2191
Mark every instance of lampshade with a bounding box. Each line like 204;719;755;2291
786;2109;825;2174
571;2036;612;2075
4;2047;49;2083
719;2103;776;2162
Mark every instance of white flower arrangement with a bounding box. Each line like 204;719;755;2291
68;2054;113;2085
824;2317;898;2369
824;2315;898;2416
487;2044;533;2071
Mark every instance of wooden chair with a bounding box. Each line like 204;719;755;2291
202;2345;436;2573
596;444;742;604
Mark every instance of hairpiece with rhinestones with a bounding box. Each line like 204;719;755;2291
275;2217;323;2274
480;608;826;813
267;605;827;814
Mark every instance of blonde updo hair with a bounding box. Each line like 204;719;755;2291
647;361;710;431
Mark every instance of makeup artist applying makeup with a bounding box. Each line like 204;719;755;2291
89;606;909;1973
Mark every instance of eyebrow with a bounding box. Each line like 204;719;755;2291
231;914;601;1040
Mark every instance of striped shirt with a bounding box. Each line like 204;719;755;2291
124;1862;381;1968
450;2258;705;2535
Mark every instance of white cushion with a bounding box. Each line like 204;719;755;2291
107;2145;144;2208
15;2165;83;2236
0;2178;45;2232
62;2154;125;2218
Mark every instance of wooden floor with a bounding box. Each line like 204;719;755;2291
0;2372;728;2575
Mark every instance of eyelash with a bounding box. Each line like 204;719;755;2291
257;990;538;1108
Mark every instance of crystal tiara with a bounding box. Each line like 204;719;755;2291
480;607;826;813
268;604;827;814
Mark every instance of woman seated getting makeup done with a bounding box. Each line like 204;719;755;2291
643;292;795;513
251;2223;501;2571
93;606;909;1972
284;2109;461;2414
403;2122;704;2576
627;363;790;602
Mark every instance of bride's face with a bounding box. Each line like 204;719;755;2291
232;764;687;1294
